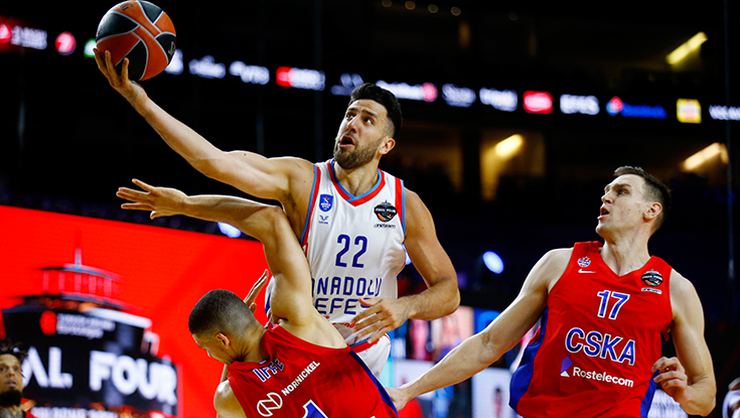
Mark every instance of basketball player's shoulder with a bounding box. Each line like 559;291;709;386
541;247;573;267
529;248;573;289
668;268;699;301
214;380;246;418
269;156;315;174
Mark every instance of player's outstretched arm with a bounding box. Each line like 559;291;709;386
388;249;568;410
353;190;460;342
94;49;313;203
652;272;716;416
116;179;324;328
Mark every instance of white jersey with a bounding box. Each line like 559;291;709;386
300;160;407;344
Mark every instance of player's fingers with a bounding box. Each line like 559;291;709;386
104;50;113;72
131;178;156;191
367;326;390;343
654;370;687;383
121;202;152;211
355;318;388;339
359;297;380;307
93;49;107;74
658;357;682;373
116;188;150;202
352;306;380;325
122;58;130;82
244;275;268;304
651;356;670;373
658;377;687;390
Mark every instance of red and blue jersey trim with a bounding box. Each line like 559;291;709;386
328;160;385;206
348;350;398;415
509;308;548;412
394;177;406;235
640;371;659;417
300;164;321;248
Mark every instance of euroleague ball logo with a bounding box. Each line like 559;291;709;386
641;270;663;287
374;201;397;222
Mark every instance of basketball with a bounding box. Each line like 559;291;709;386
96;1;176;81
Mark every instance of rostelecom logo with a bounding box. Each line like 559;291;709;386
559;356;634;387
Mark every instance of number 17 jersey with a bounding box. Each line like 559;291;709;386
301;160;407;343
510;241;673;417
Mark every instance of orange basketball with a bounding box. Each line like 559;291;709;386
96;1;176;81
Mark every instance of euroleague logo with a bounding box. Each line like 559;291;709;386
641;269;663;287
257;392;283;417
374;201;397;222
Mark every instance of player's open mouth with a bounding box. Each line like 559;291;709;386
598;207;610;219
339;136;355;147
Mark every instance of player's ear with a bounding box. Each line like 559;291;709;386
215;332;231;347
379;136;396;156
644;201;662;221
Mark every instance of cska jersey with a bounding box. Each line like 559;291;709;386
510;242;673;418
300;160;406;343
227;325;398;418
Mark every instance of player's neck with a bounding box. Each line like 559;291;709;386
333;161;380;196
600;237;651;276
239;326;268;363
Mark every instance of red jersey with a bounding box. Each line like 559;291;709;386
510;242;673;418
227;325;398;418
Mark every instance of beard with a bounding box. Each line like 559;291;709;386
0;389;21;407
333;136;383;170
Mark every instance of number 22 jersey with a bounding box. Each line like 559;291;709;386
510;241;673;417
300;160;407;342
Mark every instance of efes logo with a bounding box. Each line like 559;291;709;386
374;201;397;222
577;256;591;268
641;269;663;287
319;194;333;212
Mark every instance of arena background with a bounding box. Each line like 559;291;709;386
0;1;737;417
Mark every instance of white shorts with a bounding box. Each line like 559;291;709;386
351;334;391;378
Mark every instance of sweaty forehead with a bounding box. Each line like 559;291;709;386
347;99;388;117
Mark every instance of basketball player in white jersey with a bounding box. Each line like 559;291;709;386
94;50;460;376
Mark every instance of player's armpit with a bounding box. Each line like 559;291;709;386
214;380;247;418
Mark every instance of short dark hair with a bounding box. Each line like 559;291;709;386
614;166;672;230
350;83;402;138
188;289;254;336
0;340;27;364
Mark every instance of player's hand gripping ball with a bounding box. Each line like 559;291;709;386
96;1;176;80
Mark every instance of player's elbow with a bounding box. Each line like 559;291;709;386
686;381;717;416
690;399;715;417
444;285;460;315
257;206;287;235
696;391;716;416
236;205;285;241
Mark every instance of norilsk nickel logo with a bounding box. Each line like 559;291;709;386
319;194;333;212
